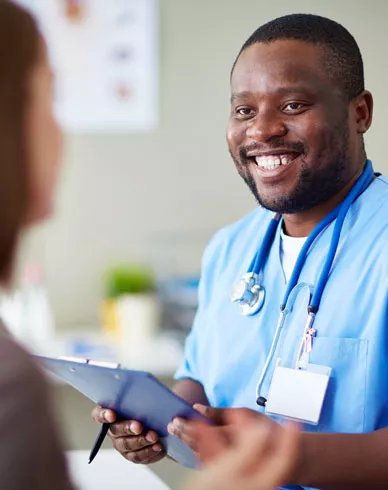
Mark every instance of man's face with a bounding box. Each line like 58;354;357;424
227;40;357;214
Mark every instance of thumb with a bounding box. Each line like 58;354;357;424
193;404;226;425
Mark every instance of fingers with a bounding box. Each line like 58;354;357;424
167;404;234;445
193;404;226;425
167;404;223;446
168;417;233;463
192;422;232;463
108;420;143;437
167;418;197;449
110;430;159;452
167;416;215;448
131;447;166;465
92;405;117;424
109;426;166;465
91;407;166;465
113;437;165;464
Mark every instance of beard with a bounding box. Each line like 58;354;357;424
231;132;351;214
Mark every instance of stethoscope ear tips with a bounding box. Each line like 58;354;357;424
256;396;267;407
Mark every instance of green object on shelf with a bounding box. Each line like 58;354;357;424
104;265;156;298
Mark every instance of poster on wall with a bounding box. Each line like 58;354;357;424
18;0;159;132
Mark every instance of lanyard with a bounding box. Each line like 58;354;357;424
253;161;375;400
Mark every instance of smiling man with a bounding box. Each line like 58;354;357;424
93;14;388;490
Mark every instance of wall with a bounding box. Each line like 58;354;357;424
24;0;388;328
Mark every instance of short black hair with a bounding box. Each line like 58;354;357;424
232;13;364;101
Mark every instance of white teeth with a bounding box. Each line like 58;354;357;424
255;154;295;169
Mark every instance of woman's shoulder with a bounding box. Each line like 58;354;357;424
0;327;45;394
0;327;51;438
0;325;75;490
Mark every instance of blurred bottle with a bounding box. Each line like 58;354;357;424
18;264;55;353
0;290;24;341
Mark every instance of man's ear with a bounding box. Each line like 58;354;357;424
353;90;373;134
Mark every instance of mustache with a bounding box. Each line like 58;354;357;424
239;140;305;162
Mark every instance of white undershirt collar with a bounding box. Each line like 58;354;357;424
280;228;308;283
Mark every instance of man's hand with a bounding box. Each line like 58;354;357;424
92;406;166;464
167;405;283;463
90;380;207;465
182;410;299;490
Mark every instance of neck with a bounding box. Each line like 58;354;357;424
282;166;366;238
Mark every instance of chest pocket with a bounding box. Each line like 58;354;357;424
308;337;368;433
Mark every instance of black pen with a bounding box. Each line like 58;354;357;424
88;422;111;464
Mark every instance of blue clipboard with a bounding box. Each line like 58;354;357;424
36;355;210;469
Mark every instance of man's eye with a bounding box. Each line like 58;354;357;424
236;107;254;117
283;102;306;113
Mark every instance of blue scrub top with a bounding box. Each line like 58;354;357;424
175;170;388;440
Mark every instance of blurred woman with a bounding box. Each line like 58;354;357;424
0;1;73;488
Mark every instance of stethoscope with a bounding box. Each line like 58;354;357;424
230;161;375;406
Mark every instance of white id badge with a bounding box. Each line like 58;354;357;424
265;364;331;425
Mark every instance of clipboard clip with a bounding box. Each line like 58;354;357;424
59;356;120;369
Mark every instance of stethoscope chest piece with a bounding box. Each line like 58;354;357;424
230;272;265;316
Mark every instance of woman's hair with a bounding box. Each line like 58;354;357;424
0;1;40;279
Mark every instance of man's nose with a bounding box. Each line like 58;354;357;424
245;111;287;142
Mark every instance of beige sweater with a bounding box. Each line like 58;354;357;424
0;325;76;489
